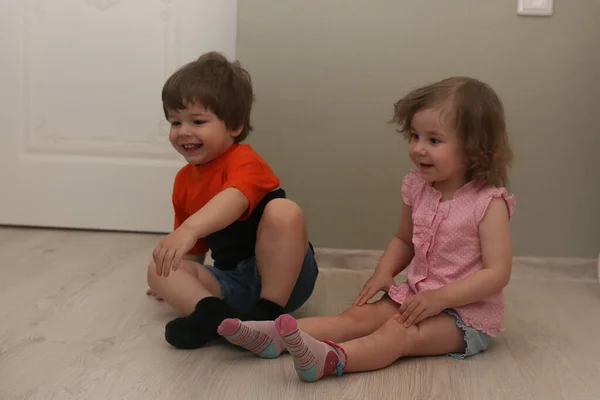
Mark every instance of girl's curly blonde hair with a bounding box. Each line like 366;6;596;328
392;76;513;188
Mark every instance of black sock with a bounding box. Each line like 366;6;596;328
245;298;286;321
165;297;241;350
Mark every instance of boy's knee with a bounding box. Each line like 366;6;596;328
261;199;305;231
147;260;196;287
147;261;158;288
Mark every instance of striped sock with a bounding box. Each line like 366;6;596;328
217;319;284;359
275;314;347;382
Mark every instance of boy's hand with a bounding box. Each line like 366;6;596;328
353;272;395;306
153;225;198;277
398;290;445;327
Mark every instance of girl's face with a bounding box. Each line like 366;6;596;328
408;107;467;194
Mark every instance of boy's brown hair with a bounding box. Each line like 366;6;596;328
161;52;254;142
392;76;513;187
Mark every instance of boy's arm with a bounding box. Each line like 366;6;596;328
399;197;512;326
181;187;249;239
154;187;248;277
353;201;414;306
183;253;207;265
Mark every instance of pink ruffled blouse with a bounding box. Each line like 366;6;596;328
388;170;516;336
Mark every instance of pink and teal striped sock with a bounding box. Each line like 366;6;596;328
217;319;284;359
275;314;348;382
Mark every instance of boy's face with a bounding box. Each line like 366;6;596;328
167;103;242;165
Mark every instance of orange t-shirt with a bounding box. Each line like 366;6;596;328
172;144;281;255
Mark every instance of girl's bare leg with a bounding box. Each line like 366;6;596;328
298;297;399;342
275;312;465;381
217;296;398;358
341;312;465;372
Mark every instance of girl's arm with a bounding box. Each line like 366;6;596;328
354;201;414;306
437;197;513;308
374;201;415;278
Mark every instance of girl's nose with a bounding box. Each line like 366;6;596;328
413;143;426;156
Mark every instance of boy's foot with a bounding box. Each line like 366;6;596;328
246;298;285;321
165;296;240;349
145;288;164;301
218;319;285;358
275;314;348;382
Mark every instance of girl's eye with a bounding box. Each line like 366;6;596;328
411;133;419;140
193;120;206;125
170;121;181;126
430;138;440;144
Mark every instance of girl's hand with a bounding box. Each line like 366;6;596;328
398;291;445;327
353;272;395;306
153;225;197;277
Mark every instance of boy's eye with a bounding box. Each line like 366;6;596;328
193;120;206;125
430;138;441;144
411;133;419;140
170;121;181;126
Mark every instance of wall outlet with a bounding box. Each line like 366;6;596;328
518;0;554;16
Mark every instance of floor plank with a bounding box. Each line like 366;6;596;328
0;227;598;400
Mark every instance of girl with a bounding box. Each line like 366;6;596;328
216;76;516;382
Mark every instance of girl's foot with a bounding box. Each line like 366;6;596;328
218;319;285;359
275;314;347;382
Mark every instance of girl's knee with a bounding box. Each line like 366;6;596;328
380;314;420;340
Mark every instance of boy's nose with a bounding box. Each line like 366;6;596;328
179;127;192;137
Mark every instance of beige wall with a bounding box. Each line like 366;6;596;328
237;0;600;258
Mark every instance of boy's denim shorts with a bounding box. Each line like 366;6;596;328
205;244;319;314
444;308;492;359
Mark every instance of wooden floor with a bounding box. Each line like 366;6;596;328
0;227;599;400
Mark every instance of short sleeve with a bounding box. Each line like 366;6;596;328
222;154;281;220
475;187;516;224
401;170;420;206
172;170;209;255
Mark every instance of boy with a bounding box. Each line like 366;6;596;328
146;52;319;350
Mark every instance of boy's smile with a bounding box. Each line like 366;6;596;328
167;103;242;165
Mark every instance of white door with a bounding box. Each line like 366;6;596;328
0;0;237;233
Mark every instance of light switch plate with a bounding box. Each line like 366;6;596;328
518;0;554;16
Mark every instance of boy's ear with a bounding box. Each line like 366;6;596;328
230;125;244;138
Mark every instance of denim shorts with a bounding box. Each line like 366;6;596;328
205;244;319;314
444;308;492;359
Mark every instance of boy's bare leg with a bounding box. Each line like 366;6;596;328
276;312;465;382
254;199;307;311
148;260;242;350
146;260;221;315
